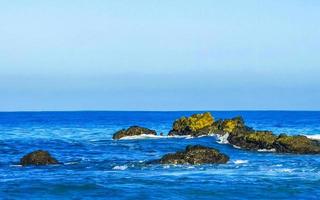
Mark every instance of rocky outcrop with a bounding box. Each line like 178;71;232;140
168;112;215;136
274;134;320;154
221;117;320;154
20;150;59;166
113;126;157;140
168;113;320;154
157;145;229;165
228;130;276;150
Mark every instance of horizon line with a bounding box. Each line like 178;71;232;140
0;109;319;113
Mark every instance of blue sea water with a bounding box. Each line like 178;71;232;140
1;111;320;200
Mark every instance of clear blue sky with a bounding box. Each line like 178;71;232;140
0;0;319;111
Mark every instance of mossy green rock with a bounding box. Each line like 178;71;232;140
158;145;229;165
228;131;276;150
168;112;214;136
274;134;320;154
113;126;157;140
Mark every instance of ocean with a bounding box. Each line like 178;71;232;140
1;111;320;199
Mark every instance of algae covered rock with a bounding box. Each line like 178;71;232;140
113;126;157;140
158;145;229;165
228;130;276;150
168;112;214;136
20;150;59;166
274;134;320;154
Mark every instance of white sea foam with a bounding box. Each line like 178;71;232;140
10;164;22;167
120;134;190;140
113;165;128;170
118;134;187;140
305;134;320;140
275;168;294;173
232;145;241;149
216;133;229;144
64;162;79;165
233;160;248;164
257;148;276;152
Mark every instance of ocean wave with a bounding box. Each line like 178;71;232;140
216;133;229;144
112;165;128;170
233;160;248;164
10;164;22;167
305;134;320;140
64;162;79;165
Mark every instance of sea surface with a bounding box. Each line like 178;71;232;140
1;111;320;200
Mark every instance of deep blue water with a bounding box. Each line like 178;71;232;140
1;111;320;200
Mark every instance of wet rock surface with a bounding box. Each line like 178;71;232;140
20;150;59;166
274;134;320;154
113;126;157;140
157;145;229;165
168;112;215;136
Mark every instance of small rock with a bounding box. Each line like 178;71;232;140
113;126;157;140
20;150;59;166
158;145;229;165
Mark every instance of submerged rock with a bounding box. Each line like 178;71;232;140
20;150;59;166
158;145;229;165
168;112;214;136
113;126;157;140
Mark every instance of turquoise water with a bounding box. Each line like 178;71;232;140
1;111;320;199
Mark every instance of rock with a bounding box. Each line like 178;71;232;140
168;112;214;136
227;130;276;150
274;134;320;154
20;150;59;166
113;126;157;140
158;145;229;165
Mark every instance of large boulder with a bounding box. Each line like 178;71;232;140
113;126;157;140
158;145;229;165
20;150;59;166
168;112;214;136
274;134;320;154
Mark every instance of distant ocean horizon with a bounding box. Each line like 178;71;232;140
1;111;320;199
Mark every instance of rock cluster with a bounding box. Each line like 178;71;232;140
169;113;320;154
157;145;229;165
20;150;59;166
113;126;157;140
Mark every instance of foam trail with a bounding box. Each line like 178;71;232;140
113;165;128;170
233;160;248;164
118;134;188;140
257;148;276;152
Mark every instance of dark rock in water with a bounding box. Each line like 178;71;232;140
227;130;276;150
20;150;59;166
158;145;229;165
274;134;320;154
113;126;157;140
168;112;214;136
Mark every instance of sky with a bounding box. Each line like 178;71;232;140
0;0;320;111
